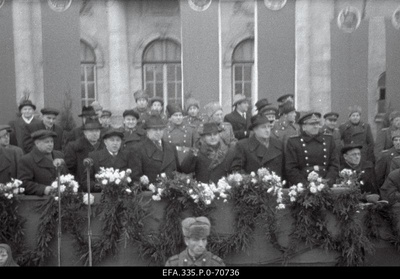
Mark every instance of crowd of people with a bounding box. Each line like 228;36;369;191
2;90;400;266
2;91;400;200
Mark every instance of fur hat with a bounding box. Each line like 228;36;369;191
348;105;362;117
150;96;164;107
392;129;400;140
134;90;149;102
123;109;139;119
143;114;167;130
185;98;200;111
232;94;248;106
204;101;222;118
166;103;183;117
182;216;211;238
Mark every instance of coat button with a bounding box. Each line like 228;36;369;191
304;150;308;153
305;157;308;160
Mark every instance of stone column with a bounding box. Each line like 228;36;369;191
107;0;131;114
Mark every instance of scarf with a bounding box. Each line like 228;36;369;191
199;139;229;170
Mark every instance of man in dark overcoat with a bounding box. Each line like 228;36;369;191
285;112;339;187
340;144;378;194
380;168;400;204
223;94;251;140
0;125;24;162
375;130;400;188
131;114;179;184
83;128;132;192
180;122;235;184
63;106;98;147
64;118;105;188
18;130;68;196
8;99;42;152
23;107;64;154
0;145;19;184
374;110;400;160
118;109;146;151
230;114;284;178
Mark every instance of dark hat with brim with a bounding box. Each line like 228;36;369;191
78;106;97;117
102;128;124;140
83;119;102;130
279;102;296;115
31;129;58;141
277;94;294;103
199;122;219;136
341;144;363;155
323;112;339;120
260;105;279;116
143;114;167;130
255;98;271;112
18;99;36;111
249;115;271;130
40;107;59;116
298;112;322;125
123;109;139;119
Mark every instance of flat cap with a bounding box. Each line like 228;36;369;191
123;109;139;119
341;144;363;155
40;107;59;116
31;129;57;141
102;128;124;140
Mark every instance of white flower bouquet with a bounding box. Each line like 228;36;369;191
50;174;79;200
0;178;24;200
94;167;133;195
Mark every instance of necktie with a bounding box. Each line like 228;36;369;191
242;113;246;120
155;141;163;151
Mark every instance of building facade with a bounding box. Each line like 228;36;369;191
1;0;400;137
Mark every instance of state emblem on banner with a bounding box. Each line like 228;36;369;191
264;0;287;11
392;7;400;30
188;0;212;12
337;6;361;33
48;0;72;12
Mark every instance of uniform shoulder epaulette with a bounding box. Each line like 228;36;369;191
211;254;224;264
288;134;300;139
381;127;389;131
381;149;390;153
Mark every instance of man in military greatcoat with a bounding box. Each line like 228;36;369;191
163;103;195;165
285;112;339;187
223;94;251;140
230;114;284;178
338;105;375;165
131;114;179;184
165;216;225;267
375;130;400;188
23;107;64;154
374;110;400;161
64;118;105;188
18;130;68;196
321;112;342;156
183;97;205;130
272;102;299;148
83;128;132;193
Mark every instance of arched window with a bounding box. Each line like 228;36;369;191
232;38;254;103
143;39;182;106
80;40;97;107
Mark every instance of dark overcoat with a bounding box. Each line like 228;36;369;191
374;126;398;160
64;136;105;188
118;126;147;151
285;132;339;187
17;147;68;196
180;140;235;184
338;121;375;164
230;135;284;178
380;168;400;203
131;137;179;183
340;160;378;194
84;148;133;192
23;122;64;153
375;147;400;188
223;110;251;140
0;147;19;184
8;116;41;151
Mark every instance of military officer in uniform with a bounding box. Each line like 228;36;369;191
119;109;146;151
183;97;205;130
374;110;400;161
285;112;339;187
223;94;251;140
201;101;237;148
338;105;375;165
230;114;284;177
321;112;342;156
133;90;151;128
375;130;400;188
163;103;195;165
165;216;225;267
271;103;299;147
254;98;272;116
257;105;280;140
